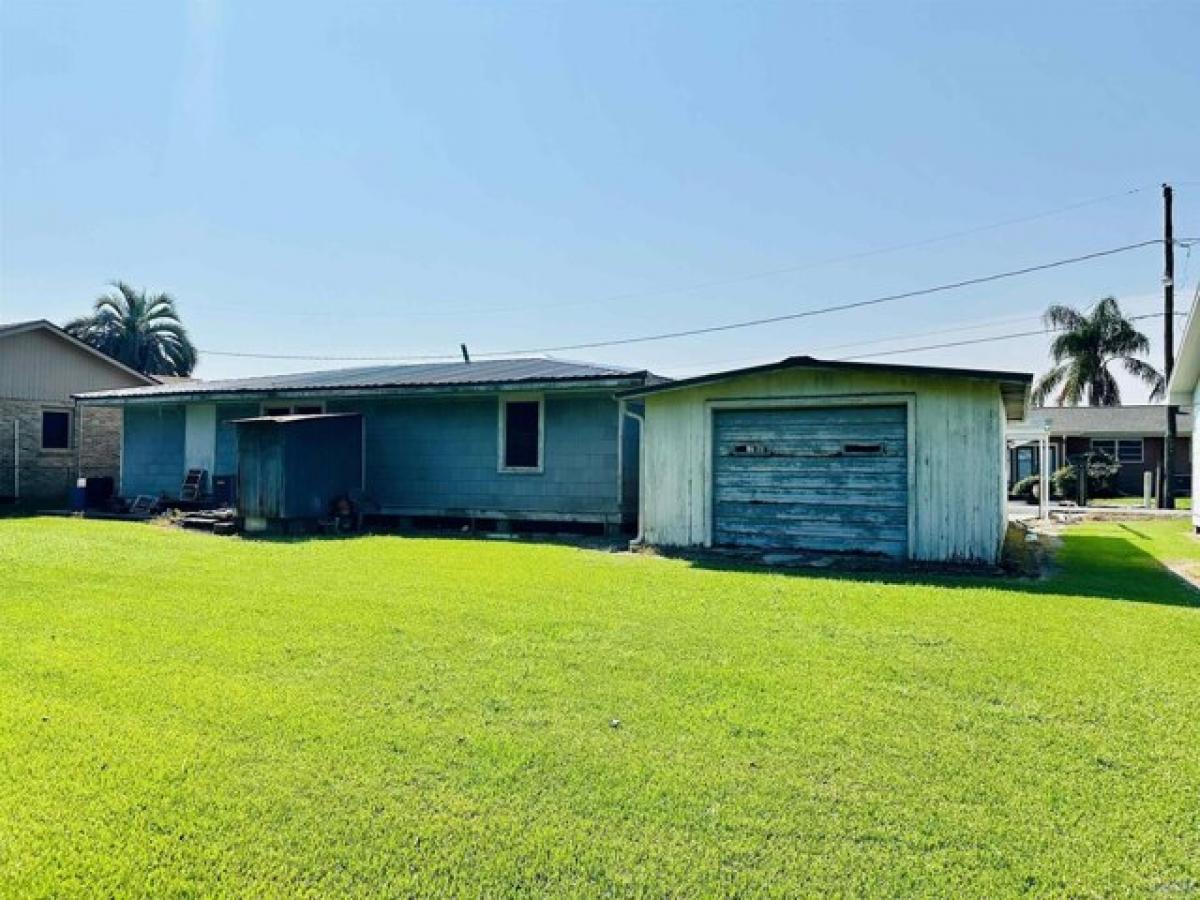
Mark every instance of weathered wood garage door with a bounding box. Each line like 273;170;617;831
712;405;908;557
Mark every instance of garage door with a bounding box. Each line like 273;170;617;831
712;405;908;557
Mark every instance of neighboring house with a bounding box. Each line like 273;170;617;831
1167;288;1200;531
0;320;156;503
1009;406;1193;497
617;356;1031;564
76;359;657;531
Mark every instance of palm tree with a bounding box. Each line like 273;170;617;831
65;281;197;377
1032;296;1163;406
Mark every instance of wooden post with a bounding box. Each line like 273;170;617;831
1038;436;1049;519
1162;183;1177;509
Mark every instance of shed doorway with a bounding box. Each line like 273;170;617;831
711;405;909;557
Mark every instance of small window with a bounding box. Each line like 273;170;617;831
263;405;291;416
1090;439;1117;459
843;442;885;456
41;410;70;449
293;404;324;416
1117;439;1143;463
500;398;542;471
731;442;770;456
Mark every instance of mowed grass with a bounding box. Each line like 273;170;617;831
1;519;1199;897
1087;496;1193;510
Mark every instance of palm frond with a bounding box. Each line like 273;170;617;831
1123;357;1165;401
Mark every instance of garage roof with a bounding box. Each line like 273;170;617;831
618;355;1032;420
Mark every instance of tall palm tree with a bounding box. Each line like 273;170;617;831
1032;296;1163;406
64;281;197;377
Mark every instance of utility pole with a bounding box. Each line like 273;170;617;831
1162;183;1176;509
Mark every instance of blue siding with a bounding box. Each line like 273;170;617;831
117;392;631;520
216;403;258;475
326;393;623;518
122;405;185;497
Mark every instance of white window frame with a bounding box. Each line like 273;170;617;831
497;393;544;474
40;407;73;452
1117;438;1144;464
260;400;325;416
1090;438;1117;459
1091;437;1143;464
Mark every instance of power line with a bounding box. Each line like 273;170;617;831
842;312;1182;362
465;240;1163;357
198;239;1165;362
195;184;1164;324
660;292;1173;375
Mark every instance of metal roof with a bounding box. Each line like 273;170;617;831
0;319;158;385
77;357;655;402
1020;404;1192;436
618;355;1032;420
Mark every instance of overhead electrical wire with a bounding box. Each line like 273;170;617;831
661;292;1175;375
199;238;1164;362
194;183;1162;324
841;312;1183;362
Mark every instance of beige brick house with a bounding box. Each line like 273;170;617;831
0;320;156;504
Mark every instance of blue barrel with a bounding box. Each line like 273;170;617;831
69;486;87;512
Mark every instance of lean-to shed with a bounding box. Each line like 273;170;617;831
233;413;363;526
619;356;1032;564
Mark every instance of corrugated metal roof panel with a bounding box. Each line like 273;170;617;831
77;357;653;400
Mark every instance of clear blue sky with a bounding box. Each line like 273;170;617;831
2;1;1197;400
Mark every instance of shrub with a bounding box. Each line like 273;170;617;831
1051;450;1121;500
1011;474;1043;501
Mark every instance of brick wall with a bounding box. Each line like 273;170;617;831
0;400;121;502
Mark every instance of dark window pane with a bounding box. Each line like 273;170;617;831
293;405;323;415
42;411;70;449
263;406;291;416
504;401;540;469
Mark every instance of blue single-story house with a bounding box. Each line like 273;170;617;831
76;359;658;532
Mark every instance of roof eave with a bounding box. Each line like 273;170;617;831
75;374;651;405
619;356;1033;401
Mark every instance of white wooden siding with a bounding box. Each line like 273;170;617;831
1194;382;1200;530
641;367;1009;563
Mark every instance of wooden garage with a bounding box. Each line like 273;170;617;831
620;356;1031;565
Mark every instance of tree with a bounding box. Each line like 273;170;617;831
1032;296;1163;406
64;281;197;377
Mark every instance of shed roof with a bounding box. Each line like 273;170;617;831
1020;404;1192;436
0;319;158;386
77;357;657;403
618;355;1032;419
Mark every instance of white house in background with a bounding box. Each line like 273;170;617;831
1167;290;1200;532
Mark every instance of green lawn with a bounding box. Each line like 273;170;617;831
1086;496;1193;510
1;519;1198;896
